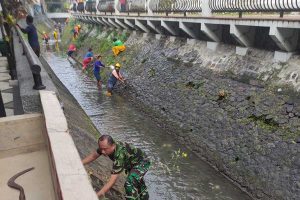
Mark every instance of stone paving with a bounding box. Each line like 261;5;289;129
0;57;13;116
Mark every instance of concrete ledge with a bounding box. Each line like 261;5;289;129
143;32;150;38
236;46;249;56
207;41;219;51
274;51;294;62
169;36;176;42
187;38;197;45
39;90;98;200
155;34;162;40
9;80;18;87
0;114;44;158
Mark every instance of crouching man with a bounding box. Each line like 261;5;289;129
82;135;150;200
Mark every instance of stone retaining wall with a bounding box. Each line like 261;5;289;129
118;32;300;200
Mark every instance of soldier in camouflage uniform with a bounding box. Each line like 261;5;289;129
82;135;150;199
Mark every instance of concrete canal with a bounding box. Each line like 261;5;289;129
43;51;251;200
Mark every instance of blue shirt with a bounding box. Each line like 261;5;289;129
84;51;93;59
93;60;105;73
21;24;40;48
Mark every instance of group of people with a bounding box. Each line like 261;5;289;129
66;33;151;198
67;25;150;200
17;14;150;200
67;26;127;96
68;45;125;97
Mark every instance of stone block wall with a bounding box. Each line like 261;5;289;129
120;32;300;199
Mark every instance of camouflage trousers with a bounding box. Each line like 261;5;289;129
124;160;150;200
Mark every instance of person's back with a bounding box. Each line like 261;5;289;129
93;59;104;73
107;141;148;174
27;24;39;47
68;44;76;51
113;39;123;47
111;69;121;79
17;15;40;57
84;48;93;58
112;38;126;56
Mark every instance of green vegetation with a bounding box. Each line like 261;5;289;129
148;68;156;78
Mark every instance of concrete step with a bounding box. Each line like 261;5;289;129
0;57;14;116
2;87;13;93
0;82;12;91
0;57;8;68
0;57;7;61
1;92;13;104
0;73;10;81
4;101;14;109
4;108;14;116
0;68;9;73
0;77;10;82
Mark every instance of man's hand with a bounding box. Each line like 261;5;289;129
97;190;105;198
97;174;119;198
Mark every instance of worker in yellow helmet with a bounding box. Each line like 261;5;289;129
53;29;58;42
106;63;125;96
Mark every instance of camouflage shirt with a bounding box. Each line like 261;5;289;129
97;142;147;174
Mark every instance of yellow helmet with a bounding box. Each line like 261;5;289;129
43;31;46;34
78;24;81;28
115;63;121;68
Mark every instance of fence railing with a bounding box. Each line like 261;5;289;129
97;0;115;12
149;0;202;12
15;27;46;90
117;0;147;13
209;0;300;12
77;0;300;16
85;1;97;13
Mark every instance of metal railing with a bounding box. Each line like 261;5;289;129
149;0;202;12
97;0;115;12
15;27;46;90
209;0;300;12
77;2;85;13
117;0;147;13
85;1;97;13
75;0;300;16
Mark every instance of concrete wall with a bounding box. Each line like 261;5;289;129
40;91;98;200
0;114;45;158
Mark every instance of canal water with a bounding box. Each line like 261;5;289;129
44;51;251;200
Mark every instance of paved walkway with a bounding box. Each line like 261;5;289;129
0;57;13;116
